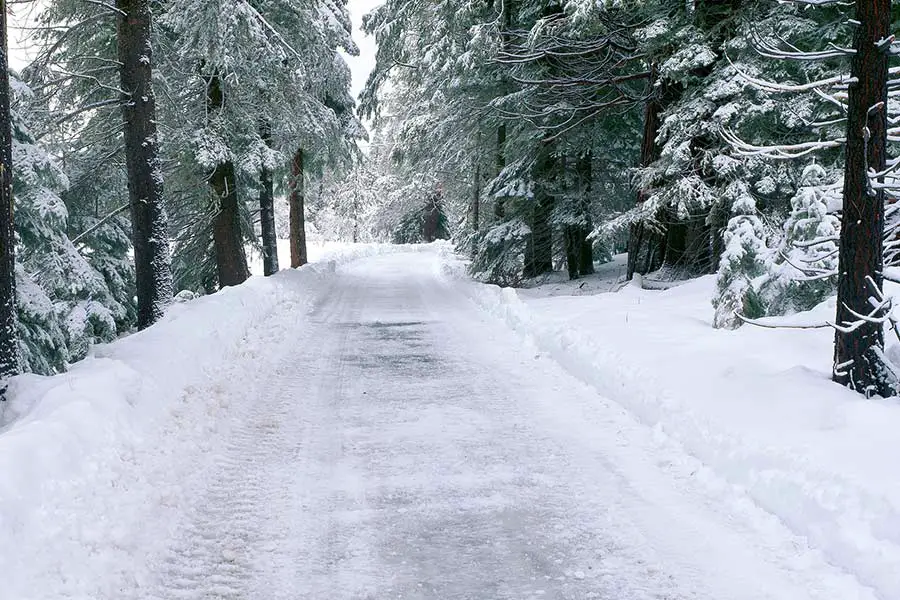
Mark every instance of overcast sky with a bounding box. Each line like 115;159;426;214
9;2;41;71
347;0;383;98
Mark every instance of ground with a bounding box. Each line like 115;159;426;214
0;244;895;600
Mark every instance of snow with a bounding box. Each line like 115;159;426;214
0;243;426;599
447;251;900;600
1;244;897;599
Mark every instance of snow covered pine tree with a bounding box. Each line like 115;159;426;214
833;0;894;396
722;0;897;396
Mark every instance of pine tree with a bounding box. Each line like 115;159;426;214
116;0;173;326
833;0;893;396
712;181;769;329
12;77;121;370
760;163;840;315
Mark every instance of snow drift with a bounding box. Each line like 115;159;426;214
443;251;900;600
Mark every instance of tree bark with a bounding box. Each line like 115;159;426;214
564;226;579;280
471;139;481;234
577;151;594;276
494;124;507;219
494;0;515;221
116;0;172;329
525;196;553;277
662;215;688;273
628;64;665;280
0;1;18;381
423;191;442;243
289;147;308;268
205;71;249;288
524;140;554;278
833;0;893;397
258;120;279;276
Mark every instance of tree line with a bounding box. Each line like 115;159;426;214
0;0;895;400
358;0;899;398
0;0;361;387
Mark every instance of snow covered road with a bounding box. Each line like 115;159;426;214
132;251;873;600
1;247;883;599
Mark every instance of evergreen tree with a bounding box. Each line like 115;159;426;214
116;0;173;325
759;163;840;315
712;181;769;329
833;0;893;396
12;76;121;371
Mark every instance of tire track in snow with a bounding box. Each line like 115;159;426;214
139;283;343;600
129;251;875;600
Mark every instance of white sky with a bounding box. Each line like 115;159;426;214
346;0;382;98
9;2;42;71
8;0;382;97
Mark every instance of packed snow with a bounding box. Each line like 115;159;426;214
0;243;896;599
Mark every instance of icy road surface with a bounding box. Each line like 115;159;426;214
139;252;872;600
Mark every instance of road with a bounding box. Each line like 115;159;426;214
140;251;867;600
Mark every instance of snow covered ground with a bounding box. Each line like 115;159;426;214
0;244;896;599
453;253;900;600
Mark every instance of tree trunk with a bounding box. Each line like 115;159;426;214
205;71;248;288
471;141;481;234
833;0;893;397
525;196;553;277
289;147;308;268
661;215;688;274
627;64;666;279
116;0;172;329
579;233;594;275
564;226;579;280
0;1;18;382
494;0;515;222
423;192;442;243
524;140;554;278
258;120;279;276
577;152;594;276
494;124;507;219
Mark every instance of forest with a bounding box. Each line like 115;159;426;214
0;0;896;399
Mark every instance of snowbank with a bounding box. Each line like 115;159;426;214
0;243;421;600
443;252;900;599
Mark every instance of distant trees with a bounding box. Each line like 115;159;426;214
361;0;640;283
358;0;900;397
0;0;360;375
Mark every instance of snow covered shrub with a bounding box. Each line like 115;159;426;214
757;164;839;315
469;220;531;287
712;182;770;329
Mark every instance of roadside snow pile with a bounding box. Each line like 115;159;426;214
445;253;900;600
0;243;420;600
